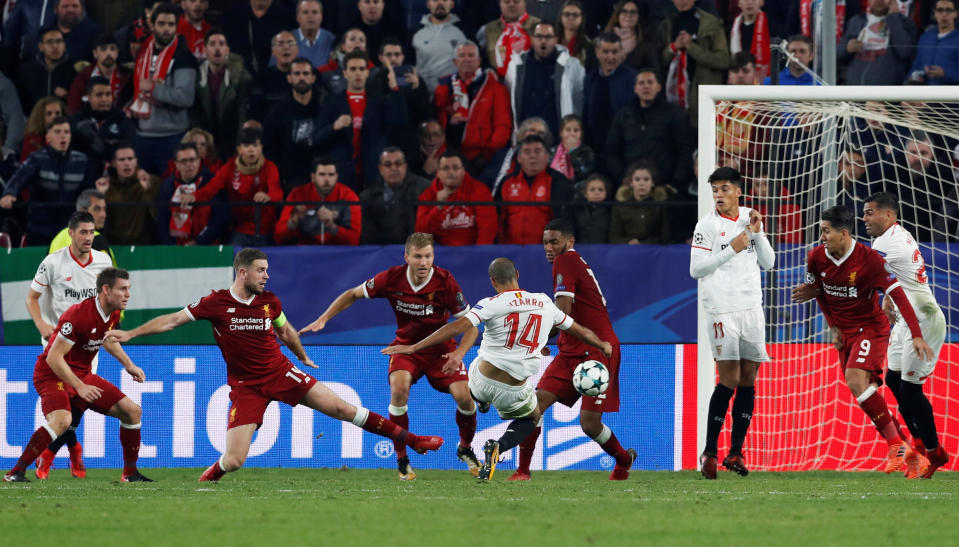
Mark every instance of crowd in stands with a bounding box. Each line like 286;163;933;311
0;0;958;248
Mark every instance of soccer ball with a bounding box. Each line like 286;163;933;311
572;360;609;397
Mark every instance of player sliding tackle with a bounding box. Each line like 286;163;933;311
383;258;613;481
792;206;934;474
106;248;443;482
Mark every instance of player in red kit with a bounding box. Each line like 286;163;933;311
792;206;934;473
105;249;443;482
301;232;481;480
5;269;151;483
510;219;635;481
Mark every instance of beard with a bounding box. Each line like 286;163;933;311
432;8;449;19
293;81;312;94
100;56;116;69
245;279;264;295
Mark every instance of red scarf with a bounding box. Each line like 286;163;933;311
801;0;845;44
665;43;688;110
550;143;573;179
730;11;770;81
450;68;482;121
129;34;181;119
494;14;531;77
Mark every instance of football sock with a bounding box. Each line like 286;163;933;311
899;381;940;451
705;384;735;454
516;426;541;474
497;417;536;452
46;429;75;455
729;386;755;455
13;425;56;473
856;386;901;445
388;405;409;458
455;406;477;448
208;459;227;479
886;370;920;440
119;423;141;475
355;408;417;447
592;425;631;468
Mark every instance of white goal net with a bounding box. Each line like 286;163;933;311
697;86;958;471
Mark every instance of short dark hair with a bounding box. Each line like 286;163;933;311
343;49;370;67
533;21;558;35
596;32;621;45
290;56;314;69
45;115;70;133
96;268;130;293
787;34;815;49
488;258;518;284
205;27;227;44
380;146;405;161
113;142;135;159
311;155;338;173
518;134;548;150
708;166;743;186
150;2;178;25
68;211;95;230
866;192;899;214
544;218;575;236
636;67;659;81
176;142;199;157
234;248;268;271
237;127;262;146
38;26;62;42
730;51;756;71
821;205;855;232
438;150;464;163
76;189;105;211
379;36;403;55
92;32;117;50
86;75;111;94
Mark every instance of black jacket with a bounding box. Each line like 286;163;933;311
70;106;136;168
16;54;76;113
606;94;694;189
359;173;431;244
263;92;326;194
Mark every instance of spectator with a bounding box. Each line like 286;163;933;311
657;0;729;122
504;21;585;138
181;128;224;180
415;150;496;245
1;0;56;62
742;169;803;243
413;0;469;91
50;0;103;62
177;0;213;60
360;147;431;244
317;28;370;95
727;50;757;84
372;38;433;165
21;98;66;162
762;34;821;85
606;69;693;189
353;0;407;66
483;116;551;191
130;3;197;176
180;127;283;246
729;0;770;82
119;9;151;66
0;73;26;154
67;33;131;115
609;160;669;244
156;142;228;245
840;0;917;85
526;0;565;22
604;0;660;72
787;0;862;48
495;134;573;244
556;0;592;66
274;156;362;245
478;0;541;77
263;57;327;194
836;148;873;217
551;114;595;182
17;27;77;113
895;133;955;241
192;30;253;161
48;188;114;259
0;116;98;246
906;0;959;84
933;173;959;241
582;33;636;164
250;30;300;120
413;119;446;179
571;174;612;243
98;144;160;245
222;0;295;75
70;76;137;169
434;41;512;168
292;0;336;68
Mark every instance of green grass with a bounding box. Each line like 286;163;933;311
1;468;956;546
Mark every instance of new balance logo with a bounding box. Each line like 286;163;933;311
227;308;235;313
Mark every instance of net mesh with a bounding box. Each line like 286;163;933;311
711;98;958;471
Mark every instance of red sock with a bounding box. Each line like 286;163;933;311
858;391;902;445
455;409;477;448
363;411;417;446
12;426;54;473
389;410;409;458
119;426;141;475
516;426;540;474
206;461;226;480
600;431;632;468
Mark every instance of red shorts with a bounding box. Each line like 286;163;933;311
838;328;889;387
537;345;621;413
228;365;317;429
34;374;126;417
388;352;468;393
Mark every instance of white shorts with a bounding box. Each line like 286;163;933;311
705;307;770;363
467;357;537;419
887;309;946;384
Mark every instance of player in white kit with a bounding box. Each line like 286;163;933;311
863;192;949;479
26;211;112;479
383;257;613;480
690;167;775;479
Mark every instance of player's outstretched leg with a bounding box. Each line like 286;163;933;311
581;412;633;481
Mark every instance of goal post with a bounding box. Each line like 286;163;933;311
695;85;959;471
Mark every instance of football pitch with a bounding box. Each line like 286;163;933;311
1;468;956;546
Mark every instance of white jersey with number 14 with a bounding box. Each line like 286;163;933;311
466;290;574;381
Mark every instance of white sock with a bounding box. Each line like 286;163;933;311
352;406;370;427
591;424;612;445
388;404;407;416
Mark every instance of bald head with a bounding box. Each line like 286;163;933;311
488;258;518;285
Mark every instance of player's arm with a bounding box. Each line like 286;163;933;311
105;309;192;342
275;320;318;368
544;294;574;342
46;336;103;402
441;325;479;374
299;284;365;333
563;321;613;358
25;288;55;340
381;316;474;356
748;210;776;270
101;339;146;382
884;284;934;361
